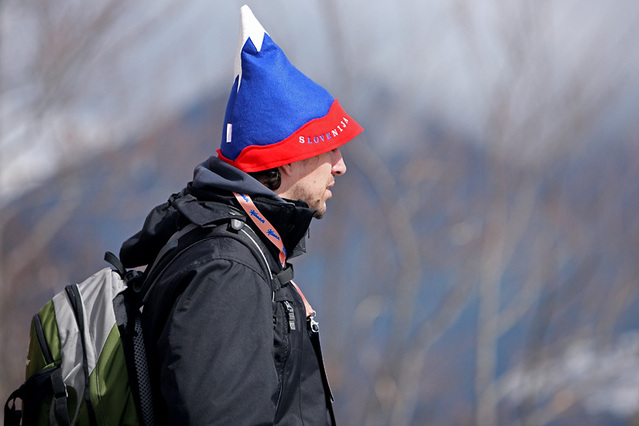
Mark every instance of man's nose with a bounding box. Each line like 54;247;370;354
332;149;347;175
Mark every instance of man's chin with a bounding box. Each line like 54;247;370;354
312;204;327;219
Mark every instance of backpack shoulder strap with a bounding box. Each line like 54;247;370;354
105;245;171;426
139;217;291;305
145;224;199;282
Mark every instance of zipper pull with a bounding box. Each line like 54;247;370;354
308;314;320;333
283;301;296;331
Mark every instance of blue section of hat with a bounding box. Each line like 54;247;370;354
220;33;335;161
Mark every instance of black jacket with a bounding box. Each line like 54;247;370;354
120;157;335;425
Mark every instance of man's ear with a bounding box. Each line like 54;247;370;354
278;163;294;177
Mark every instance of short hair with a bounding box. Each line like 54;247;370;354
249;167;281;191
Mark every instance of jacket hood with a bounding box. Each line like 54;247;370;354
120;156;315;268
191;156;282;201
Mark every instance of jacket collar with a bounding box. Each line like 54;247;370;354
189;156;315;259
183;189;314;263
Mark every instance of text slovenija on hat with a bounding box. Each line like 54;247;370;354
217;5;363;172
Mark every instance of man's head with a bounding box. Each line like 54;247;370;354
219;5;361;216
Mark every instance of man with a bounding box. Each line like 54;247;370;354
119;5;362;425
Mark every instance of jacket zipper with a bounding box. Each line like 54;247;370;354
283;301;296;331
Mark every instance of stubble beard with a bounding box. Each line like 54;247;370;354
307;193;326;219
296;187;327;220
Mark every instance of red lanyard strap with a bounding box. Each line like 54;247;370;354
234;192;315;318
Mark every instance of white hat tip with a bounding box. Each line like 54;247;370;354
234;5;268;83
239;5;267;51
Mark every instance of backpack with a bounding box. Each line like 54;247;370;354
3;217;288;426
3;252;153;426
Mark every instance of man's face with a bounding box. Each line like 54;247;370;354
277;148;347;219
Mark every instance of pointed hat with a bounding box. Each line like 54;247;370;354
217;5;363;172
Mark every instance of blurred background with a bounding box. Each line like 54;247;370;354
2;0;639;424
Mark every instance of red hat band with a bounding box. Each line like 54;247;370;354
217;100;363;172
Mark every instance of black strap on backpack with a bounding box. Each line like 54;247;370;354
64;284;99;426
107;254;155;426
104;250;156;426
4;312;72;426
4;365;70;426
4;388;22;426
